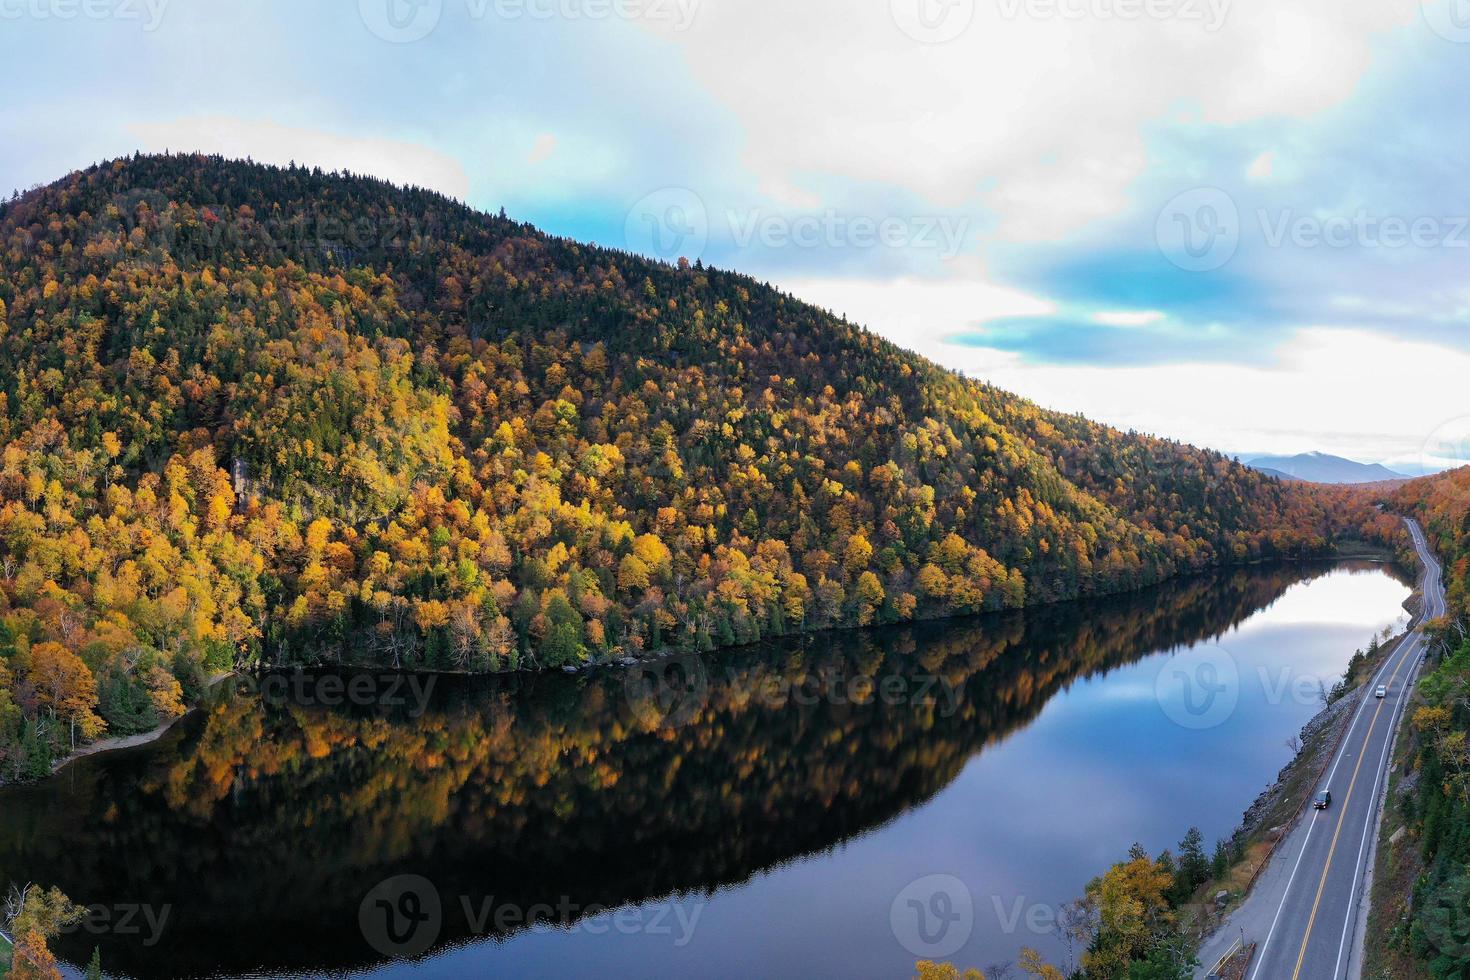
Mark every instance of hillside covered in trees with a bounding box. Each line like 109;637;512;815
0;154;1399;778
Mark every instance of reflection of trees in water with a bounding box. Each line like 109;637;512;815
0;562;1393;978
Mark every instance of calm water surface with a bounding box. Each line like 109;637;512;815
0;562;1410;979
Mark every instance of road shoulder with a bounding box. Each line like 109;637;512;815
1192;638;1399;977
1357;661;1434;980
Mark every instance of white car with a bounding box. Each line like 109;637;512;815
1375;685;1388;699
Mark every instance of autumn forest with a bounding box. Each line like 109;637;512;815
0;154;1406;781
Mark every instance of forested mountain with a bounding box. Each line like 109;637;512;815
0;154;1398;777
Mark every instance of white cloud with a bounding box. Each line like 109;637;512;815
956;326;1470;465
780;273;1054;349
1247;150;1275;180
1093;310;1166;327
784;273;1470;466
640;0;1418;241
127;116;471;201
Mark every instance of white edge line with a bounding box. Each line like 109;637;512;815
1332;523;1440;978
1333;521;1439;977
1248;521;1433;979
1331;633;1422;979
1247;639;1410;980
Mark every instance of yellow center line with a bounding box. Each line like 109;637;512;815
1288;635;1418;980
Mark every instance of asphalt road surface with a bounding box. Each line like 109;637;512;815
1197;517;1443;980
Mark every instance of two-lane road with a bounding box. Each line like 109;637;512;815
1198;517;1444;980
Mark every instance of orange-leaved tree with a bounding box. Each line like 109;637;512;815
28;642;104;749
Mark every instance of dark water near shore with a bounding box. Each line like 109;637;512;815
0;561;1410;979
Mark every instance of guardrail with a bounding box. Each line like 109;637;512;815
1205;936;1257;980
1205;935;1243;978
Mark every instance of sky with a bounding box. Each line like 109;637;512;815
4;0;1470;471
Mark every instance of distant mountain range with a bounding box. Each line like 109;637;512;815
1244;452;1406;484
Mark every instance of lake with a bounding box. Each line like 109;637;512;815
0;561;1410;979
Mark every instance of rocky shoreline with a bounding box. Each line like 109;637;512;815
1236;685;1364;843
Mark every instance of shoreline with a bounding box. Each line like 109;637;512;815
250;552;1410;680
1236;584;1422;854
50;714;192;773
46;671;236;778
1191;532;1427;974
1187;634;1405;966
20;558;1399;781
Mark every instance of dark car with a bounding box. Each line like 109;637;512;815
1314;790;1332;810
